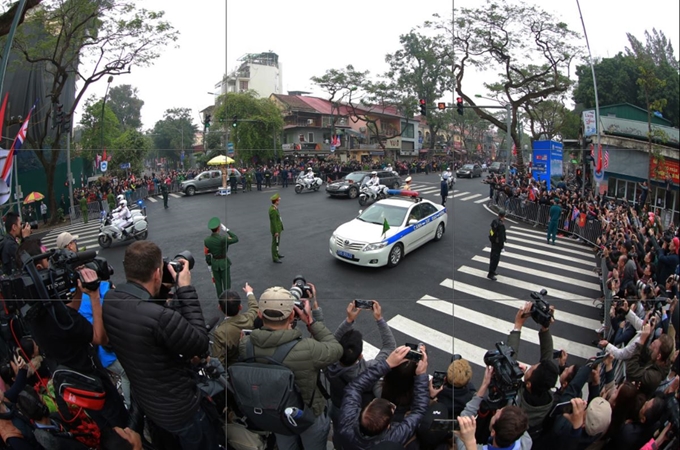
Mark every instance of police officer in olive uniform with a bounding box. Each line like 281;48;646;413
269;193;284;263
204;217;238;297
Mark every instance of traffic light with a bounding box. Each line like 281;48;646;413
419;99;427;116
204;114;212;130
232;115;238;128
437;102;446;110
456;97;464;116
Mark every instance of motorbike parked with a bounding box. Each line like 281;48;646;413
294;175;323;194
98;210;148;248
358;181;389;206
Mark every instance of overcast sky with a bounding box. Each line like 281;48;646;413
227;0;679;107
73;0;226;131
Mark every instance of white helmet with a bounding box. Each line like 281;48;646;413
447;167;451;171
307;167;313;172
120;200;127;207
405;176;412;183
371;171;377;176
116;194;124;203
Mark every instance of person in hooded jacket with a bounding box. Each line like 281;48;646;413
326;300;396;449
336;345;430;450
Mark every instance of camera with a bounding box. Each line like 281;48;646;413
528;289;553;328
669;274;680;284
483;342;525;408
1;249;113;311
162;251;194;284
290;275;313;299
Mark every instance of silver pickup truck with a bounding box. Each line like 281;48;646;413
181;169;240;195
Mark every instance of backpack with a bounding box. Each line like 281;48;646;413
227;338;317;436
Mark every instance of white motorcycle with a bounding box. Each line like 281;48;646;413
358;182;389;206
97;210;148;248
294;175;323;194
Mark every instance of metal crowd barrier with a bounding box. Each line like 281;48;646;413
69;201;102;225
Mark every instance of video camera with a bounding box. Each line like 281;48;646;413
0;249;113;314
161;251;195;284
290;275;313;300
483;342;525;408
527;289;553;328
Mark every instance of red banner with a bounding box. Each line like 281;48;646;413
649;157;680;184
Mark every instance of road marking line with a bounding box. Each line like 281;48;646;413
506;235;591;257
474;198;490;204
170;193;181;198
452;192;470;198
456;266;598;301
480;248;598;277
417;187;441;195
483;204;518;223
469;256;601;291
500;243;595;266
148;197;158;202
387;315;452;354
361;342;381;361
459;194;482;201
506;229;589;250
441;280;601;330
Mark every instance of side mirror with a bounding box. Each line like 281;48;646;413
408;219;418;225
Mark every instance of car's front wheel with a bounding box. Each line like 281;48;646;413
434;223;445;241
387;243;403;268
348;187;359;199
185;186;196;196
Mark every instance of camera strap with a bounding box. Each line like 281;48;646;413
113;283;151;300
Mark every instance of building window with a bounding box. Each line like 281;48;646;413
307;132;314;143
239;80;248;91
401;122;415;138
299;134;305;142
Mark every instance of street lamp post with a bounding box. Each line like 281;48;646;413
474;95;512;180
100;76;114;169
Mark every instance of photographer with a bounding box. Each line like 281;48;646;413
16;239;129;431
650;234;679;285
335;345;430;450
506;302;559;435
103;241;217;450
455;367;531;450
1;212;31;275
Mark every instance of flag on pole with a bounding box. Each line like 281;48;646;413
1;101;36;186
381;218;390;238
604;147;609;169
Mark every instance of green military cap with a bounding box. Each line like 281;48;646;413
270;193;280;201
208;217;221;229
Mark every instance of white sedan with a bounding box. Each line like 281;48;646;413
329;197;447;268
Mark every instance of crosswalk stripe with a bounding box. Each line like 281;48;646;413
362;342;381;362
459;194;482;201
170;193;181;198
469;256;601;291
148;197;158;202
501;243;595;266
452;192;469;198
416;187;440;195
417;296;453;315
442;280;602;330
506;235;591;257
480;248;598;277
506;229;589;250
516;227;593;245
387;315;452;354
457;266;595;301
474;198;489;204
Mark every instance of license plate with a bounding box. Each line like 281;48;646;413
337;250;354;259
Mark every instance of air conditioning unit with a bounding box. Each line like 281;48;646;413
307;119;314;125
359;127;366;132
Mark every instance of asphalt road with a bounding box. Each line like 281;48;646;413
34;171;602;381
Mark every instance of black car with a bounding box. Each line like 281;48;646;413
456;164;482;178
488;162;507;174
326;170;402;199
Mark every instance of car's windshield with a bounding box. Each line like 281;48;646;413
358;204;408;227
462;164;474;169
345;172;366;183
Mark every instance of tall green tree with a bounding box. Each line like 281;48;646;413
223;92;283;162
107;84;144;130
11;0;178;223
151;107;197;164
433;0;581;174
77;95;122;167
522;98;580;141
109;129;151;175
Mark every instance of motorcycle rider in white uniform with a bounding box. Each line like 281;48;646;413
112;198;132;237
366;171;383;197
442;167;454;188
302;167;315;189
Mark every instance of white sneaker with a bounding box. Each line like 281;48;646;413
595;325;605;334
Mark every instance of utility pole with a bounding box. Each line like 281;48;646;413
505;104;512;180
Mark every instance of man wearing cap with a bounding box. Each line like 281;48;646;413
204;217;237;297
239;286;342;450
160;174;170;209
269;193;284;263
56;232;79;252
547;197;562;245
488;210;507;280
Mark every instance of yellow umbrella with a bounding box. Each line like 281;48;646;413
23;191;45;204
207;155;235;166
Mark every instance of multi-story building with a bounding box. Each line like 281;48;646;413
226;52;283;99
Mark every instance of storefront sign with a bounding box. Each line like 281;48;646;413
649;157;679;184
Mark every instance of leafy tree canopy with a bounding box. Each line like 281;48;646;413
107;84;144;130
223;92;283;162
151;107;197;162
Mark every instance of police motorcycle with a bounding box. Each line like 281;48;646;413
358;176;390;206
294;171;323;194
97;204;148;248
441;171;455;190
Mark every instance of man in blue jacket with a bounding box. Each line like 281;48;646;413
336;345;430;449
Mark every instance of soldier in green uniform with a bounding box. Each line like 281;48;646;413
107;190;116;211
79;196;88;223
204;217;238;297
245;169;253;192
269;193;284;263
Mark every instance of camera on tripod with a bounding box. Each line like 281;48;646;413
0;249;113;312
483;342;525;408
162;251;195;284
526;289;553;328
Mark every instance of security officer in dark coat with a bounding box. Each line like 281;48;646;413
204;217;237;297
255;167;264;191
487;209;507;281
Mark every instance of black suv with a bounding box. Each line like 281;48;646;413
326;170;402;199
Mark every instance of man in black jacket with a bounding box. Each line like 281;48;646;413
103;241;217;450
487;209;507;280
336;345;430;449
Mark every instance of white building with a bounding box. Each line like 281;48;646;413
226;52;283;99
